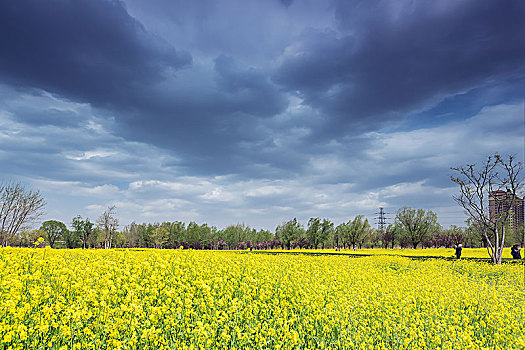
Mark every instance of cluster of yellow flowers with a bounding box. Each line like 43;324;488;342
0;248;524;349
275;247;516;259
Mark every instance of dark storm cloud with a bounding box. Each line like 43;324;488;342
11;107;83;128
274;0;525;137
214;55;286;118
0;0;191;108
109;56;289;176
0;0;292;176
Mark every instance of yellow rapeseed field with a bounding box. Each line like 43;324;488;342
1;248;524;349
277;248;516;259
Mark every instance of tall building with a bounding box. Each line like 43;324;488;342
489;190;524;231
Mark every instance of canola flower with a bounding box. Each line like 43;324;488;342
0;248;524;349
277;247;517;259
33;237;45;248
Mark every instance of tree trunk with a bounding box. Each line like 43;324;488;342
497;226;506;264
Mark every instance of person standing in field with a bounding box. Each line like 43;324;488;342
455;244;462;259
511;245;521;259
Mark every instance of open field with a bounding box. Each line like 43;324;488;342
1;248;524;349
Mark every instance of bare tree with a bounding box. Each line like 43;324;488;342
97;206;119;249
0;182;46;247
451;154;523;264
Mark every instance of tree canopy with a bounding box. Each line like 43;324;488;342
395;207;440;249
40;220;68;248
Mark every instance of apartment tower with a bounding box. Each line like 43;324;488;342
489;190;524;231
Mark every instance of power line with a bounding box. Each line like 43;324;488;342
374;207;391;231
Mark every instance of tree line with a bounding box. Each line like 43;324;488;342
6;205;523;251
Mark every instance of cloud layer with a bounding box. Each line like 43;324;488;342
0;0;523;230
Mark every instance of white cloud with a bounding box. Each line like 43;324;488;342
379;181;427;199
64;149;118;160
201;187;236;202
368;103;524;167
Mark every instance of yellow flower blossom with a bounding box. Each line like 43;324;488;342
0;248;523;349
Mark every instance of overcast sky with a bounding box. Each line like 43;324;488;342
0;0;523;231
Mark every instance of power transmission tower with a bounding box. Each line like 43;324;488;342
375;207;390;231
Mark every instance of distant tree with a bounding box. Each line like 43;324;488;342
303;218;316;248
276;218;304;249
62;226;80;249
508;224;525;248
306;217;321;248
87;227;102;248
6;226;38;247
332;223;343;248
219;223;254;249
451;154;523;264
111;229;126;248
335;222;350;248
185;222;212;249
432;225;466;248
395;207;440;249
386;224;403;249
140;223;155;247
0;182;46;246
214;237;227;250
97;206;119;249
255;229;273;242
252;229;278;249
40;220;68;248
17;228;43;247
319;219;334;248
380;229;391;248
221;225;240;248
381;224;400;249
347;215;372;250
163;221;185;248
121;222;141;248
292;236;310;249
464;217;486;248
152;225;168;249
366;228;381;248
306;218;334;249
71;215;94;249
